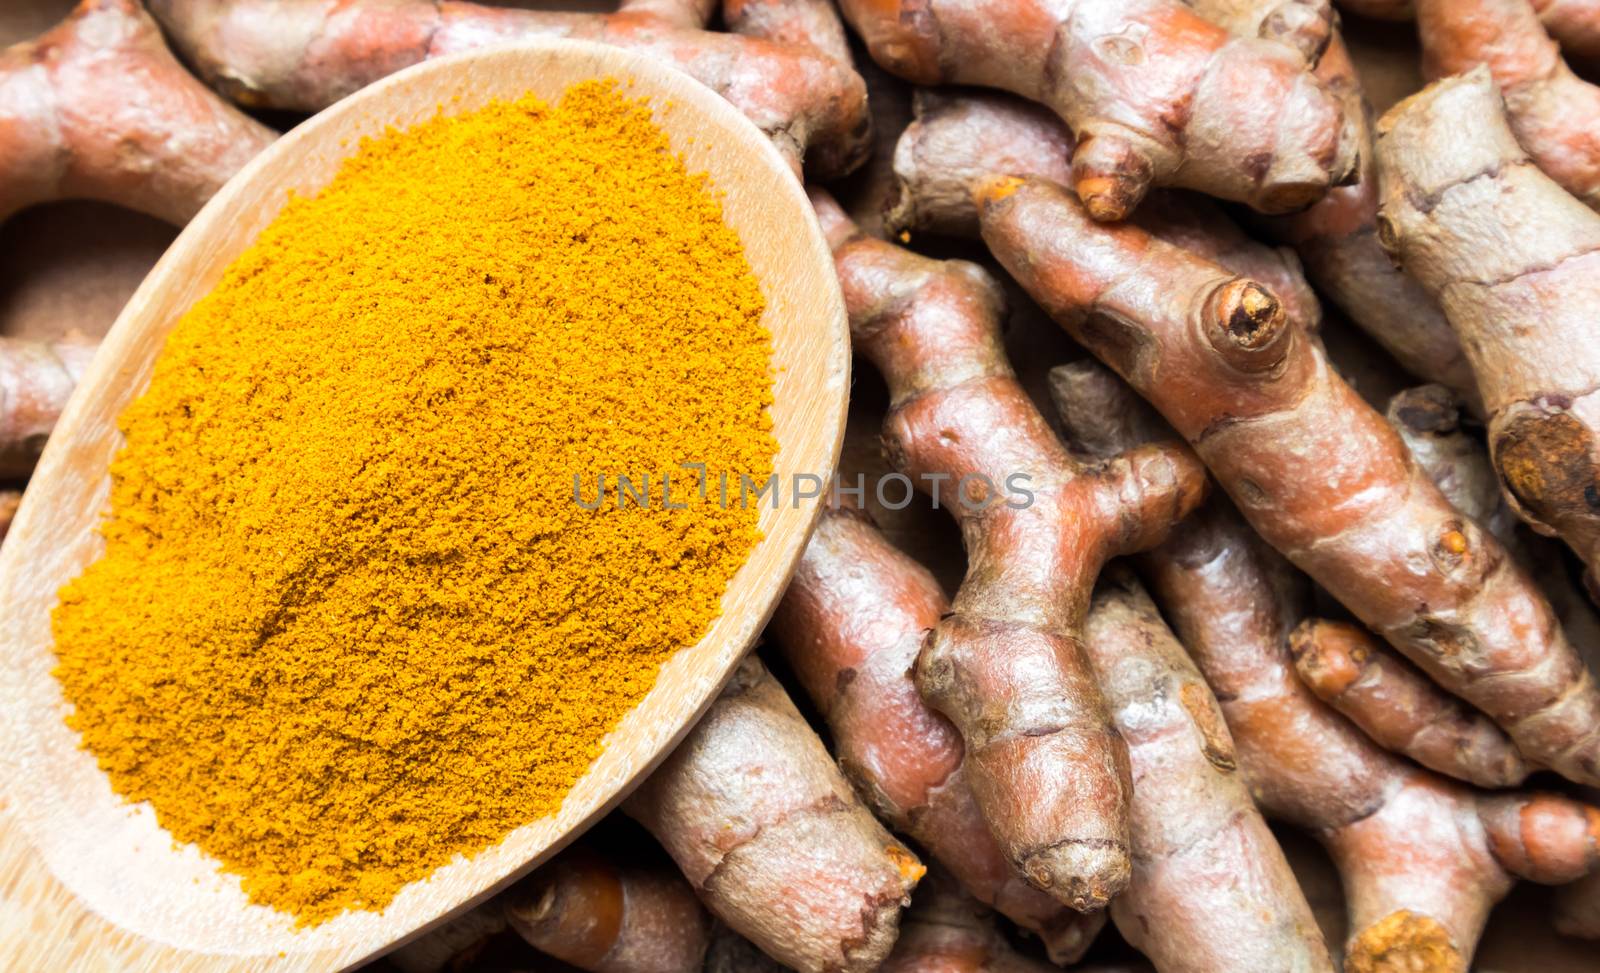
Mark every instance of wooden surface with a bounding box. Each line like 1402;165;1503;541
1;2;1595;972
0;38;848;972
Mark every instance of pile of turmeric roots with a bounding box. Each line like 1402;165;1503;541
12;0;1600;971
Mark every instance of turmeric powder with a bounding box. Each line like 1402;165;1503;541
49;81;775;925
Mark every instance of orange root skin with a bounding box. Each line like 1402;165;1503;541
1051;360;1600;971
769;506;1103;964
1337;0;1600;56
721;0;852;64
1084;570;1335;973
0;0;275;224
815;188;1206;911
1291;619;1530;789
974;175;1600;788
885;90;1322;335
1260;33;1479;407
503;846;710;973
623;658;921;973
1378;70;1600;626
1531;0;1600;59
1189;0;1335;62
837;0;1357;219
884;82;1468;406
1415;0;1600;210
146;0;870;178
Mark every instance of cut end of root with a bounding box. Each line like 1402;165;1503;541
1076;176;1139;222
1205;279;1289;372
1289;619;1370;697
1022;840;1130;912
888;842;929;885
975;174;1025;206
1346;911;1464;973
1070;133;1152;222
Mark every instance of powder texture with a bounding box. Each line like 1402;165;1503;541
50;81;773;925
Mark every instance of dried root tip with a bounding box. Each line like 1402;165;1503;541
1290;619;1530;788
503;846;710;973
1203;279;1290;372
1022;839;1131;913
1492;407;1600;548
1071;133;1154;222
1346;910;1464;973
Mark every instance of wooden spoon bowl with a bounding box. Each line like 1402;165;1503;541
0;40;848;971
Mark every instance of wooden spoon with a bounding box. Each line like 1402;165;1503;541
0;40;848;971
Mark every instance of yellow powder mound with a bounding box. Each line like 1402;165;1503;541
50;81;774;925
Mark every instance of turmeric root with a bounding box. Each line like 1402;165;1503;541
387;844;708;973
1377;69;1600;604
972;174;1600;787
835;0;1358;220
0;0;275;224
1083;568;1336;973
1184;0;1479;402
1052;360;1600;972
1262;34;1478;405
1413;0;1600;209
884;86;1473;404
622;656;921;973
1291;618;1531;788
1386;382;1600;691
883;90;1321;334
1339;0;1600;59
1190;0;1336;61
815;189;1208;910
1386;385;1521;545
1289;383;1600;788
503;846;709;973
0;332;98;478
145;0;869;177
721;0;851;65
1531;0;1600;59
878;871;1072;973
769;505;1104;964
